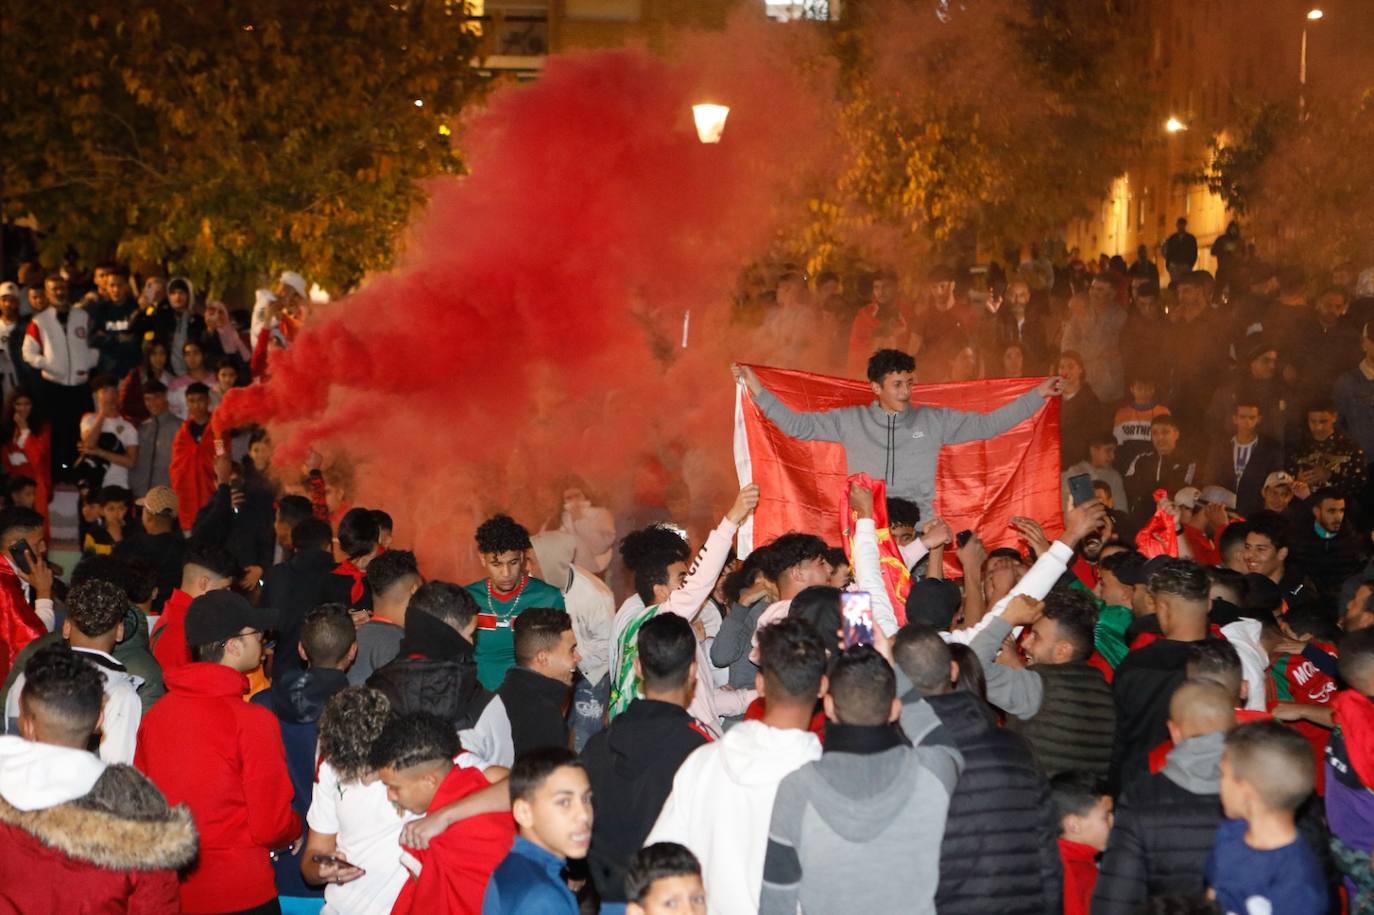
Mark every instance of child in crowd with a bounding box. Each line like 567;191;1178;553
625;843;707;915
1051;771;1114;915
1206;720;1328;913
482;748;593;915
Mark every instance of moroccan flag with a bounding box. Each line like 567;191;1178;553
840;473;913;626
732;365;1062;572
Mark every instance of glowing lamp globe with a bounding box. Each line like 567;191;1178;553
692;104;730;144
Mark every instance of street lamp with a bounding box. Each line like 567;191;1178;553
1165;116;1187;133
1300;9;1324;119
692;104;730;144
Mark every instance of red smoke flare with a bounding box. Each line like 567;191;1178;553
219;15;839;579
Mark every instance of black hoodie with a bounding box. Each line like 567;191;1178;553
367;607;492;730
581;699;710;903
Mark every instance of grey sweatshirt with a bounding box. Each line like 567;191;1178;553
759;730;963;915
709;598;770;690
753;385;1046;517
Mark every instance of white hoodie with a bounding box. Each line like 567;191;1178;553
0;734;106;811
647;720;822;914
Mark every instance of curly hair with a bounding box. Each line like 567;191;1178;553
758;532;830;581
475;514;532;556
618;524;690;572
368;711;460;773
318;687;392;782
866;348;916;384
66;579;129;638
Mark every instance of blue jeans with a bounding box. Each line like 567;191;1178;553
571;673;610;752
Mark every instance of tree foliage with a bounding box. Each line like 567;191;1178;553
1181;102;1291;216
1;0;484;294
791;0;1151;274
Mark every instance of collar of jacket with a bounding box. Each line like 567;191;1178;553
501;665;572;704
510;835;566;881
399;605;475;661
0;775;196;871
164;661;249;698
290;548;336;572
925;690;997;741
824;722;908;755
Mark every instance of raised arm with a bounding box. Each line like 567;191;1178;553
937;376;1061;445
847;481;899;636
734;363;844;443
969;597;1046;720
945;500;1106;646
661;485;758;622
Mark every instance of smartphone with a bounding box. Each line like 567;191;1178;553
840;591;874;648
1067;473;1095;508
8;538;32;575
956;529;974;548
311;852;357;869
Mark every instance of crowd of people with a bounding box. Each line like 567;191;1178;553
0;233;1371;915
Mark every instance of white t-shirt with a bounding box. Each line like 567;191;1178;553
307;762;416;915
78;413;139;488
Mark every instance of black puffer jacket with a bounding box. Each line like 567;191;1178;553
581;699;709;903
928;691;1062;915
1091;731;1225;915
1007;661;1116;778
1108;637;1201;793
367;609;492;730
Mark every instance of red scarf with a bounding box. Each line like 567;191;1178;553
333;560;366;604
1134;489;1179;558
1333;689;1374;787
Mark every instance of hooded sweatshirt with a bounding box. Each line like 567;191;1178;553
759;724;962;915
753;383;1045;517
252;665;350;900
0;739;196;913
369;607;492;730
135;662;301;913
582;698;710;903
1092;731;1226;915
531;530;614;686
646;719;822;913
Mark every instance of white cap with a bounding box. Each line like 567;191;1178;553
254;288;277;310
1199;485;1237;510
278;271;307;299
1264;471;1295;491
1174;486;1202;509
0;282;19;299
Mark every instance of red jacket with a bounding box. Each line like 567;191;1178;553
2;425;51;536
1058;838;1099;915
149;588;194;673
0;557;46;683
0;770;195;915
393;764;516;915
135;662;301;913
170;420;217;532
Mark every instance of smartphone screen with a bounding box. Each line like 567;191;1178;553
1067;473;1095;507
840;591;874;648
8;538;32;575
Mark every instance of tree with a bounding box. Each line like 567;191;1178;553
1180;102;1291;216
787;0;1151;275
0;0;484;294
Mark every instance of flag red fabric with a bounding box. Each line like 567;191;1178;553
840;474;912;625
733;366;1062;572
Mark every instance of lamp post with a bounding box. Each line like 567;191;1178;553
1300;8;1323;120
692;104;730;144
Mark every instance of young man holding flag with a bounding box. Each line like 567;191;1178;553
733;349;1061;519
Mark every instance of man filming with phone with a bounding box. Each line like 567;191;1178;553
0;506;55;681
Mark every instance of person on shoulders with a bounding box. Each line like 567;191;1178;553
735;349;1058;518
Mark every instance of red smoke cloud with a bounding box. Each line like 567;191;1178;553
220;14;840;579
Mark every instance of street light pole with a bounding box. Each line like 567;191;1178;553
1300;8;1323;120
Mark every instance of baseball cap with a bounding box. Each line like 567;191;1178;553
0;282;19;299
1263;471;1295;491
278;271;307;299
905;578;963;630
136;485;178;517
1199;485;1238;510
184;591;277;646
1174;487;1202;509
